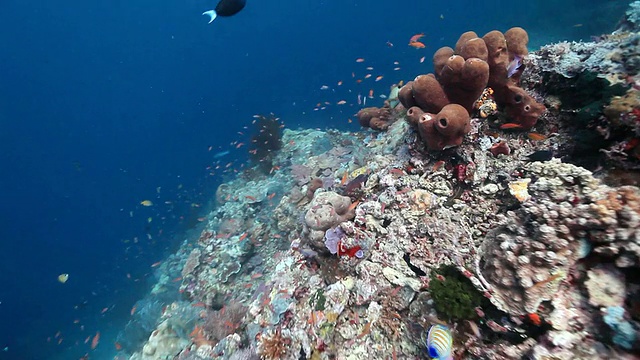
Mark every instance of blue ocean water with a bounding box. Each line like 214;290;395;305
0;1;627;359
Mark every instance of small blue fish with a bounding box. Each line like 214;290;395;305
425;324;453;360
507;54;523;78
213;150;230;159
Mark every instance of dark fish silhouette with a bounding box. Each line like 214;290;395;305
203;0;246;23
525;150;554;162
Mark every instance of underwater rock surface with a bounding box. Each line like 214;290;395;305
121;4;640;360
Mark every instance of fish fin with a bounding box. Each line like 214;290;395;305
202;10;217;23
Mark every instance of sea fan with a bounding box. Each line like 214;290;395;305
202;302;247;341
248;114;283;173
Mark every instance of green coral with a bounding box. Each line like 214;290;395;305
309;289;326;311
429;265;483;321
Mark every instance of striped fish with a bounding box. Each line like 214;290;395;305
425;324;453;360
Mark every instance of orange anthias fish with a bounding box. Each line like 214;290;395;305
527;313;542;326
624;138;640;151
409;33;425;43
409;41;426;49
90;331;100;350
528;132;546;141
500;123;523;130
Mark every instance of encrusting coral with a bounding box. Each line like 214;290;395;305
302;190;356;248
479;159;640;316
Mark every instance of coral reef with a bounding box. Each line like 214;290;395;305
120;5;640;360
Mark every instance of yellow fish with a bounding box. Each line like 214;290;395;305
140;200;153;207
425;324;452;360
350;166;369;179
58;274;69;284
508;178;531;202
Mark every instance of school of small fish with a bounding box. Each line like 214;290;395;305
307;31;429;115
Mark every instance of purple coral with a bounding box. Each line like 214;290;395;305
324;227;346;254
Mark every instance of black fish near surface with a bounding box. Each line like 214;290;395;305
203;0;246;23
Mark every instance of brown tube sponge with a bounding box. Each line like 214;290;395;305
403;27;544;131
455;31;479;54
357;107;391;130
369;117;388;131
411;74;450;113
398;80;416;108
417;104;471;150
504;27;529;58
458;37;488;62
406;106;425;126
501;85;546;129
439;57;490;112
433;47;455;76
483;30;510;88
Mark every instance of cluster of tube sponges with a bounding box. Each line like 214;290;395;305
399;27;545;150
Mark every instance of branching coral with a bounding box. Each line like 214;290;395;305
256;327;291;360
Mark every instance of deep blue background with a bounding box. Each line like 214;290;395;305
0;0;627;358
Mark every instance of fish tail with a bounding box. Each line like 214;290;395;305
202;10;217;23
